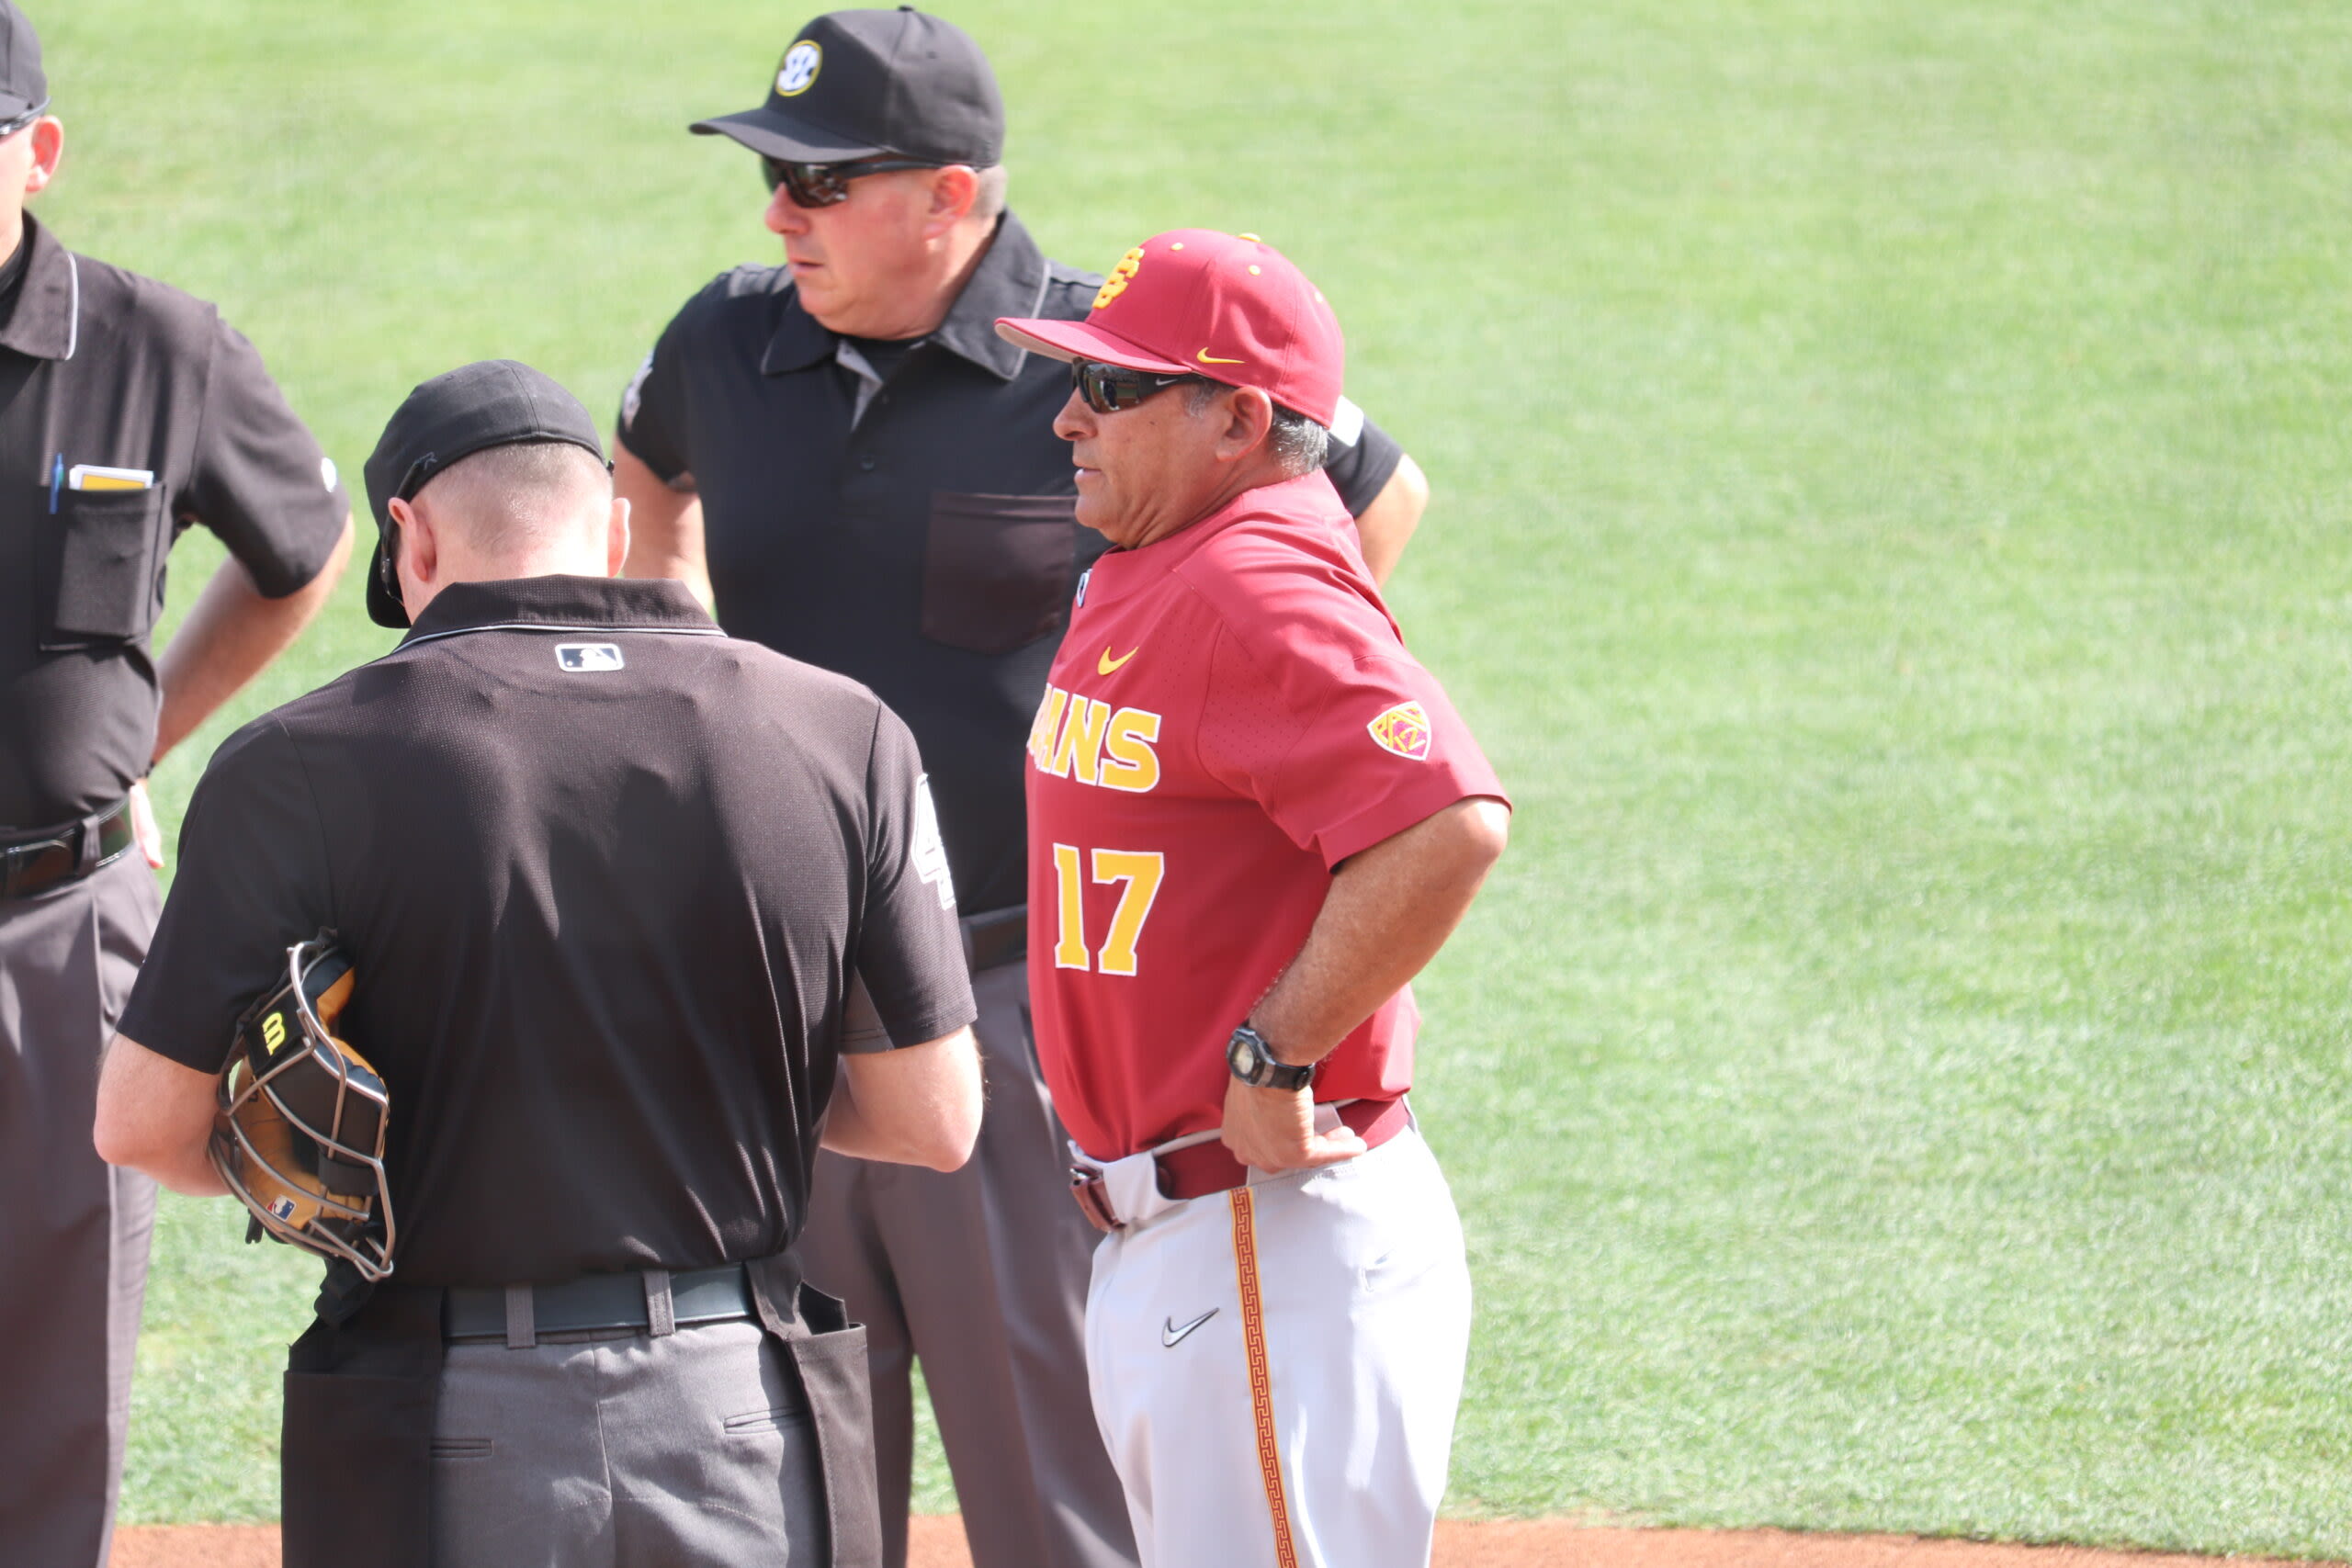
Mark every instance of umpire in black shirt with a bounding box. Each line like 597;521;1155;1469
616;13;1430;1566
96;359;981;1568
0;5;352;1563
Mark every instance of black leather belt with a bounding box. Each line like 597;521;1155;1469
1;801;134;901
961;903;1026;974
442;1263;754;1343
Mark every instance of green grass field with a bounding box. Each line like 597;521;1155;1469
49;0;2352;1556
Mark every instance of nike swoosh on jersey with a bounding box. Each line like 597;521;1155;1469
1195;348;1246;365
1099;646;1140;676
1162;1308;1219;1348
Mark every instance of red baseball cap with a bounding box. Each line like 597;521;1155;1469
995;229;1346;428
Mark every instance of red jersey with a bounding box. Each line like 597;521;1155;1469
1024;471;1509;1161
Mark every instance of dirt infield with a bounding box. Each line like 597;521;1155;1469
108;1518;2341;1568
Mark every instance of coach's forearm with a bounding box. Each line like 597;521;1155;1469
1249;796;1510;1064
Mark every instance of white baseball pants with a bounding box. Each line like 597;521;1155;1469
1080;1119;1472;1568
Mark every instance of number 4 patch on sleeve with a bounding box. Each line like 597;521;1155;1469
911;774;956;909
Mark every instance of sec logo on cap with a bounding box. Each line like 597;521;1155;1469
775;40;822;96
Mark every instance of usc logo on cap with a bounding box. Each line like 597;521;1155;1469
1092;247;1144;312
775;40;822;96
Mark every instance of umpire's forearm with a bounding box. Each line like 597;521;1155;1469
613;443;714;610
1248;797;1510;1065
93;1034;232;1197
153;517;353;764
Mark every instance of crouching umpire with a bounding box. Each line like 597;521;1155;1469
94;359;982;1568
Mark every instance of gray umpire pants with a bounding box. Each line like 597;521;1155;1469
799;955;1136;1568
0;854;159;1568
431;1316;826;1566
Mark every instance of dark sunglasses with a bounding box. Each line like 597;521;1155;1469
1070;358;1206;415
760;154;939;209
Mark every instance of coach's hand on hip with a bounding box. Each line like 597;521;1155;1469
1220;1072;1367;1173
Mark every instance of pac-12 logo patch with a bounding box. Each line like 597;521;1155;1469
775;40;822;96
1366;701;1432;761
556;643;625;672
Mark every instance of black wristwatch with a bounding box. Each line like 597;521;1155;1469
1227;1023;1316;1092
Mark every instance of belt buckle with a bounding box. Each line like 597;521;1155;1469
1069;1166;1123;1234
1;834;74;898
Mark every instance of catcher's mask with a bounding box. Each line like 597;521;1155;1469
209;934;397;1280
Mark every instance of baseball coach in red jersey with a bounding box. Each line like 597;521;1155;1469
996;231;1511;1568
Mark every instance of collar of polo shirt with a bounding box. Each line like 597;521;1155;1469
0;214;77;362
759;210;1048;385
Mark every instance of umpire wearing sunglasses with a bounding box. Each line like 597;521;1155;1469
613;11;1430;1568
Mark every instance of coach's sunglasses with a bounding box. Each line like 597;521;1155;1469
761;154;939;209
1070;358;1206;416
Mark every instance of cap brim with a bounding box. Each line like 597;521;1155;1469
364;537;408;629
689;106;885;164
994;317;1193;376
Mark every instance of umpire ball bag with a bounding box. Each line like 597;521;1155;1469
209;933;399;1281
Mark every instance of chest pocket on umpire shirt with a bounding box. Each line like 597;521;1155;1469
41;486;168;648
921;491;1080;656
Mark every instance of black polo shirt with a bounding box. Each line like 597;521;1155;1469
118;575;976;1288
618;211;1402;916
0;215;349;830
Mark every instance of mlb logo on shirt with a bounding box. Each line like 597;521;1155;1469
556;643;626;673
1366;701;1432;761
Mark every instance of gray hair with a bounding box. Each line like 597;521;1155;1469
1184;381;1330;478
971;164;1009;223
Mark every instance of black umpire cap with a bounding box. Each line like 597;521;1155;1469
690;6;1002;167
0;1;48;124
361;360;607;628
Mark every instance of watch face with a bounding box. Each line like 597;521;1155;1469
1227;1032;1258;1084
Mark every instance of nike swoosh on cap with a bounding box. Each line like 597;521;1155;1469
1196;348;1245;365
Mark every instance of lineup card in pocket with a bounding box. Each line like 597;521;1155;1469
68;463;154;491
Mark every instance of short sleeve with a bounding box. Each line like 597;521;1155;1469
1321;408;1404;519
179;318;349;597
115;717;335;1073
852;706;977;1048
836;971;893;1055
1198;626;1508;870
615;311;694;483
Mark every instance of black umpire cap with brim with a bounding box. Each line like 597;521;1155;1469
361;360;608;628
690;6;1002;167
0;1;48;124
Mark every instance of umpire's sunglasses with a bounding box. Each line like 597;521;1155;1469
761;154;939;209
1070;358;1207;416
